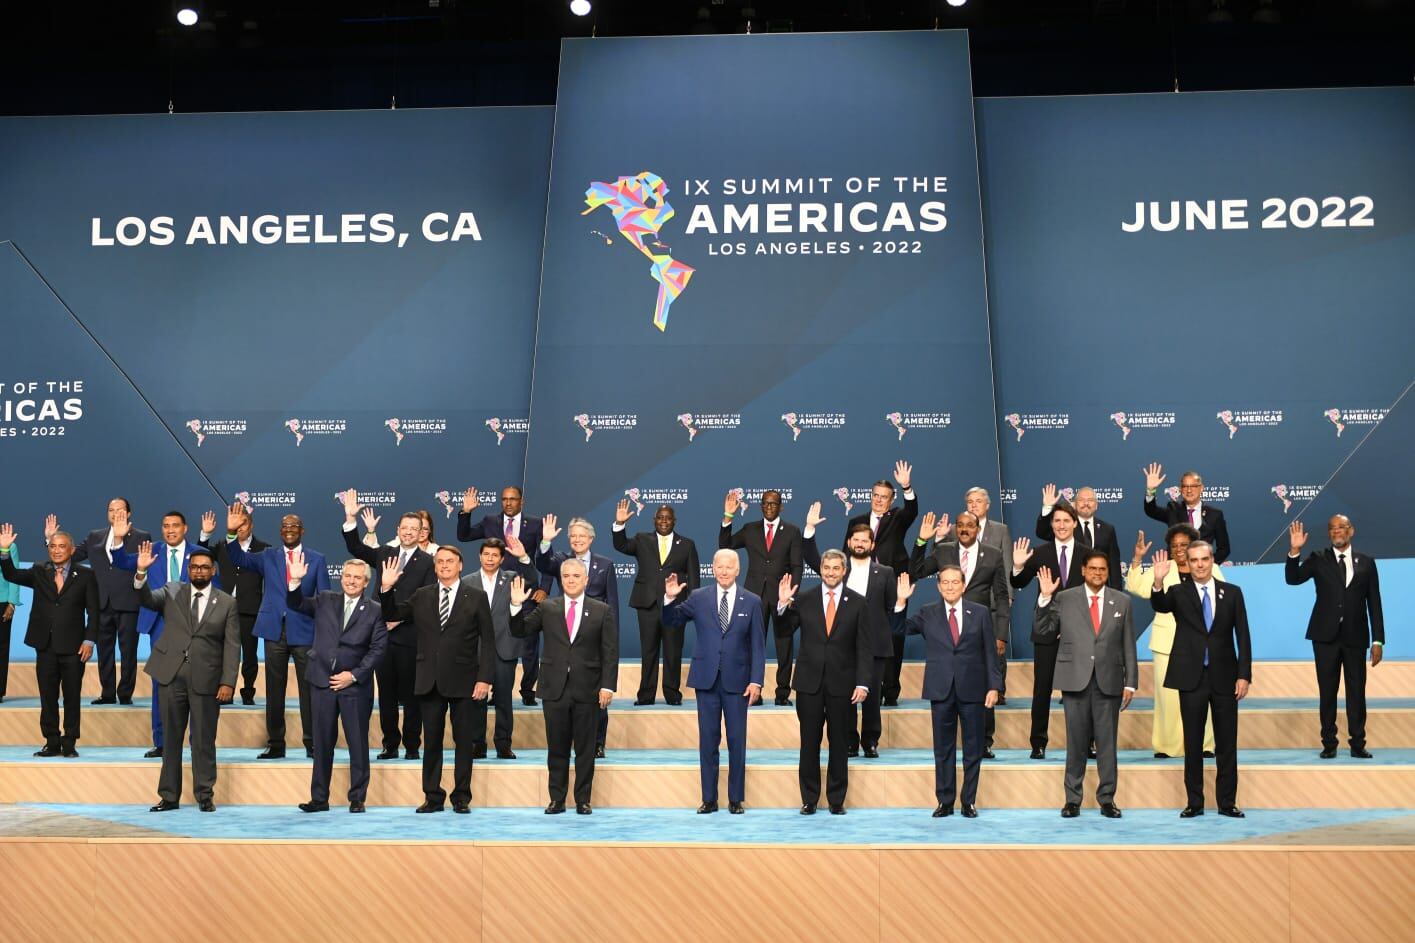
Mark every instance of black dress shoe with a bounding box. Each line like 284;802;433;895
305;747;314;759
595;746;606;759
1218;806;1245;818
144;747;163;759
576;803;592;815
1319;746;1338;759
774;697;792;706
522;694;538;706
800;804;817;815
1351;747;1373;759
61;744;78;757
377;749;399;760
697;801;718;814
634;697;655;706
829;805;846;815
415;801;444;813
118;697;134;706
299;800;330;813
1061;804;1080;818
472;744;488;759
728;801;744;814
349;801;366;813
241;693;255;706
1030;748;1046;760
1203;751;1215;758
198;799;216;812
1087;746;1098;760
932;804;953;818
451;801;470;814
1154;752;1171;759
257;747;286;759
862;745;880;759
34;744;60;757
149;800;180;812
847;747;859;758
961;804;978;818
404;750;420;761
882;696;899;707
91;696;116;705
545;801;566;814
982;748;996;760
495;748;517;760
666;697;684;706
1180;806;1205;818
1100;802;1122;819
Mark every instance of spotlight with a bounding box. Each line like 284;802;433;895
569;0;591;15
946;0;967;7
176;8;199;26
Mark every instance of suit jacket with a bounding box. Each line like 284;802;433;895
1286;549;1384;649
456;511;553;595
1011;539;1089;644
139;582;240;695
663;585;766;694
71;525;151;612
463;565;536;662
287;588;388;689
342;528;435;648
1152;579;1252;692
1125;563;1225;655
909;540;1012;642
1143;496;1231;564
905;599;1003;702
613;527;700;610
1035;586;1138;696
719;518;803;606
0;555;100;653
788;585;872;697
203;533;269;617
225;541;329;646
844;492;919;574
537;548;619;622
510;595;619;702
112;541;221;640
380;581;495;698
1035;512;1123;590
802;535;895;657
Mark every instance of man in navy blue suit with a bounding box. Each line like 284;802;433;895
224;503;329;759
457;485;552;704
898;565;1002;818
662;549;765;814
286;553;387;813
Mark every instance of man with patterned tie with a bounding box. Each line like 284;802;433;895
720;489;803;706
1142;463;1232;564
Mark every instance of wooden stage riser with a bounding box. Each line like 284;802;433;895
7;661;1412;700
0;760;1408;809
1;841;1410;943
0;706;1407;751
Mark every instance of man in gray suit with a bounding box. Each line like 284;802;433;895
1034;549;1137;819
133;542;240;812
466;537;536;759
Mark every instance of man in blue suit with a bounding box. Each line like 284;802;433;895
223;503;329;759
286;553;387;813
897;565;1002;818
111;511;220;758
662;549;765;814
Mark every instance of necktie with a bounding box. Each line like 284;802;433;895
1082;521;1093;545
1337;552;1348;587
286;549;295;583
54;565;65;592
343;597;355;631
1058;546;1069;588
659;536;669;565
960;547;970;581
948;607;960;645
1201;585;1213;667
824;589;836;636
1089;595;1101;635
170;548;180;583
719;591;730;633
439;586;451;627
192;590;203;624
1188;507;1198;528
398;549;410;571
765;522;775;552
505;517;516;539
872;515;880;537
566;599;577;642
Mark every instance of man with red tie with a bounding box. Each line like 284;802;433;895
1142;463;1232;564
720;489;803;705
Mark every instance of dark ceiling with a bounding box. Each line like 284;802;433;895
1;1;1411;115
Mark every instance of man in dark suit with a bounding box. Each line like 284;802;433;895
1011;501;1088;759
464;536;537;759
457;485;551;705
663;550;765;813
720;489;803;706
844;462;917;706
897;565;1002;817
775;550;870;814
1142;463;1231;564
0;523;99;756
133;542;239;812
1150;540;1252;818
224;504;329;759
287;553;388;813
338;491;434;760
537;514;619;757
199;506;267;706
46;500;149;705
1035;484;1122;590
378;545;493;813
1035;551;1138;819
911;510;1011;757
510;559;619;814
613;500;700;705
803;506;896;758
1286;516;1384;758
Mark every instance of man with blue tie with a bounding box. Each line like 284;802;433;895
286;553;388;813
662;549;765;814
897;566;1002;817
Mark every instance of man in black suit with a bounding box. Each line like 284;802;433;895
457;485;552;705
775;549;870;814
378;545;493;813
803;504;896;757
911;510;1011;757
1150;540;1252;818
465;536;537;760
845;461;917;706
1142;463;1231;564
0;523;100;756
510;559;619;814
339;491;435;760
1035;484;1122;590
612;500;699;705
1010;502;1088;759
46;500;150;705
1286;517;1384;758
720;489;803;706
199;506;267;705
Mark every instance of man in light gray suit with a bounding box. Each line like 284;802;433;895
1034;548;1137;819
133;542;240;812
465;537;536;759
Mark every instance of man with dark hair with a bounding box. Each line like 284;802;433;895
844;462;917;706
613;500;700;705
199;506;268;706
721;489;803;705
465;535;537;759
1036;484;1122;590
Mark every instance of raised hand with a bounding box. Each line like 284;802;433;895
541;513;561;544
805;500;825;530
614;498;633;525
1288;520;1308;554
895;572;915;603
1133;530;1152;563
723;490;741;517
1037;566;1059;598
1041;482;1060;506
360;506;381;533
380;557;401;593
664;573;683;599
227;502;245;534
135;540;156;572
287;551;308;584
0;523;15;552
1144;462;1166;491
918;511;938;543
509;574;531;607
504;533;527;560
201;510;217;535
1012;537;1033;571
44;514;59;540
776;573;797;608
112;511;131;541
894;459;912;491
1150;549;1171;585
461;487;479;513
341;488;361;520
